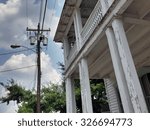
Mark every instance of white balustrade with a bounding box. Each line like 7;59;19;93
66;0;114;67
81;0;114;45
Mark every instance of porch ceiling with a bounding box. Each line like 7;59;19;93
54;0;98;43
54;0;76;43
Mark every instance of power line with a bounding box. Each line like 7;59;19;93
46;0;58;51
0;65;37;73
0;48;36;56
39;0;44;25
41;0;48;31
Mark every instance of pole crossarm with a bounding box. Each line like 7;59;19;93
26;27;50;32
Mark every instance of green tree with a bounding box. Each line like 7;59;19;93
0;79;25;104
91;82;109;112
74;79;109;113
0;80;66;113
40;83;66;113
0;79;109;113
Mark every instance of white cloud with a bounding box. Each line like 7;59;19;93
0;52;62;89
0;0;41;49
0;0;20;21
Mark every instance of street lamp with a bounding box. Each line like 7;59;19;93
10;45;21;49
10;44;36;52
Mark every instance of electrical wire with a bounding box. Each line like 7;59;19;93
41;0;48;31
0;48;36;56
39;0;44;26
0;65;37;73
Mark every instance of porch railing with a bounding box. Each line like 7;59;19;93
80;0;115;45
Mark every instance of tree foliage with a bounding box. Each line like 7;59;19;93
0;79;25;104
74;79;109;113
91;82;109;112
0;79;109;113
0;80;66;113
40;84;66;113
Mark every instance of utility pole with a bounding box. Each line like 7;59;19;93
26;24;50;113
37;23;41;113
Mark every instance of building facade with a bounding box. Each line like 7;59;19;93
54;0;150;113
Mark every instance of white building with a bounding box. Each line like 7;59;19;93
54;0;150;113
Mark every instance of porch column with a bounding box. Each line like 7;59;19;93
112;18;148;112
79;58;93;113
104;78;122;113
73;7;82;50
63;36;70;66
66;77;76;113
105;27;134;112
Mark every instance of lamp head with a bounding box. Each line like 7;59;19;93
10;45;21;49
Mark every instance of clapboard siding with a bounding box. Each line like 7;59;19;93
104;79;122;113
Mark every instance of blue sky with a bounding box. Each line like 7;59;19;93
0;0;7;4
0;0;65;112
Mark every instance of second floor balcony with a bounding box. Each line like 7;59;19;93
54;0;116;68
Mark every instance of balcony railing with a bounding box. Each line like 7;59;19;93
81;0;115;45
66;0;115;68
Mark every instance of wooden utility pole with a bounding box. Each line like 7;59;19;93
36;23;41;113
26;24;50;113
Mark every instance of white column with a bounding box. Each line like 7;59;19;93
73;7;82;50
66;77;76;113
105;27;134;112
79;58;93;113
63;36;70;66
104;78;122;113
112;18;148;112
